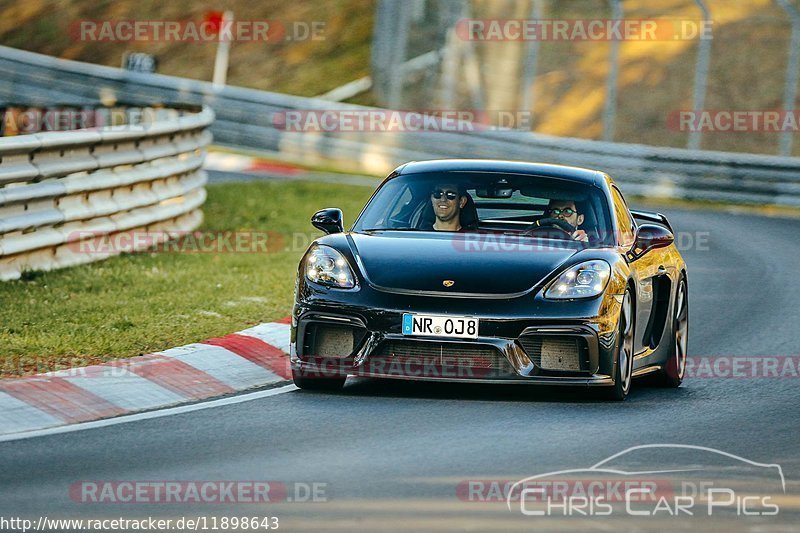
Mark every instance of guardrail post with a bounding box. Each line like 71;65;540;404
438;0;466;110
461;9;486;111
776;0;800;156
387;1;411;109
688;0;712;150
519;0;543;125
603;0;623;142
371;0;408;107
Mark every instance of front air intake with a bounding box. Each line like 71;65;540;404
518;335;588;372
302;323;367;358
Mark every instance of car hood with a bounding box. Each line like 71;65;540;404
348;231;578;296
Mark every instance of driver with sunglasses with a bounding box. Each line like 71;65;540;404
430;183;470;231
544;199;590;242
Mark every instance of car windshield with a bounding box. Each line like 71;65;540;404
353;171;614;246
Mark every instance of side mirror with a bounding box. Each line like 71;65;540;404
630;224;674;259
311;208;344;235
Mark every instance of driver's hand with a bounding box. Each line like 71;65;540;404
572;229;589;242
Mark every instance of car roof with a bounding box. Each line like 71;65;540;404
395;159;603;186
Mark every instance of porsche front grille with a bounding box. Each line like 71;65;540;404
371;340;516;378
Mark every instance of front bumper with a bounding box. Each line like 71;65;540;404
290;284;623;386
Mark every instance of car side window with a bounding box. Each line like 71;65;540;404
611;187;635;246
387;186;413;219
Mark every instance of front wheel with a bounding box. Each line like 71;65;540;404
601;288;634;401
655;277;688;387
292;369;346;391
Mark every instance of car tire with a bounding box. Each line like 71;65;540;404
602;287;634;401
292;369;346;391
655;277;688;388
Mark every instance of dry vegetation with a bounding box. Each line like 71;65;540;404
0;0;374;96
1;0;798;154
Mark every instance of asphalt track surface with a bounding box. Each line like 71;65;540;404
2;172;799;531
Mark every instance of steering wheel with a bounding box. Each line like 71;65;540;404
524;217;576;239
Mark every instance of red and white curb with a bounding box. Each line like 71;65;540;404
0;318;292;437
204;150;379;188
204;151;307;176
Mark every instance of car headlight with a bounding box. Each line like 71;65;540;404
544;260;611;299
304;245;357;289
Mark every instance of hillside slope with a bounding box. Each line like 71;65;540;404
2;0;799;155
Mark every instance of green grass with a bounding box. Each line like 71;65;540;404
0;180;374;376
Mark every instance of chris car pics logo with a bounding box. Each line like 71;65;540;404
505;444;784;518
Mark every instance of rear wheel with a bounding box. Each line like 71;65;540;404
656;277;688;387
292;369;346;391
602;288;634;401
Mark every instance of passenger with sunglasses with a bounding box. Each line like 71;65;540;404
546;199;590;242
430;183;469;231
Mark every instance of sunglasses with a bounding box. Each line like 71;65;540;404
432;190;459;201
549;207;577;217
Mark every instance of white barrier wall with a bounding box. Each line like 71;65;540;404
0;106;213;280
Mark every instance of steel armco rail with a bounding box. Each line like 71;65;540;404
1;45;800;251
0;102;213;280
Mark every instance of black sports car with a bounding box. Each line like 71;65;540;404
290;159;688;400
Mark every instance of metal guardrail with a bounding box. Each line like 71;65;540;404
1;45;800;210
0;103;213;280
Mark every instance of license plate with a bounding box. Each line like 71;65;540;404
402;313;478;339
